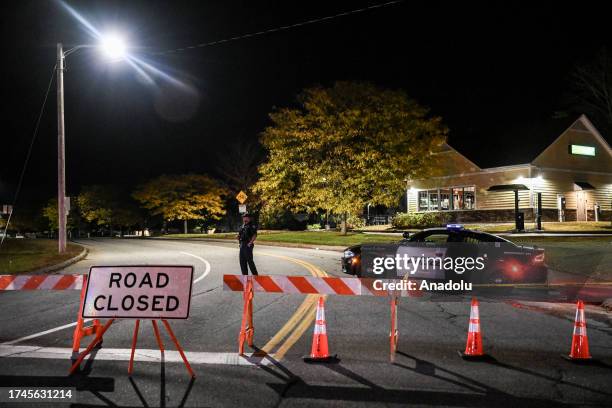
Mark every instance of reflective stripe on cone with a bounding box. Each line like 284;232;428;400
303;297;338;364
460;297;487;360
566;300;592;361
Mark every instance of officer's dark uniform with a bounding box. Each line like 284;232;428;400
238;218;258;275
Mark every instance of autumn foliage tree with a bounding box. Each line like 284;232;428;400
132;174;226;234
42;198;79;232
78;185;142;236
254;81;448;233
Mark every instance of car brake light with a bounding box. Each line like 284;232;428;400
503;260;523;277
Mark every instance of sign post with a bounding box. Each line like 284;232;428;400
70;265;195;377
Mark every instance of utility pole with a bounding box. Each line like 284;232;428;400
57;43;67;253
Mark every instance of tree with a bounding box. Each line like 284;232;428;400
214;139;265;229
215;138;264;193
254;81;448;233
1;208;46;233
78;185;142;236
132;174;226;234
42;199;61;231
78;186;113;229
567;48;612;133
42;198;79;233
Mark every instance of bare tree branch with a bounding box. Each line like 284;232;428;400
568;48;612;130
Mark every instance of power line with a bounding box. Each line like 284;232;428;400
152;0;403;55
0;64;56;248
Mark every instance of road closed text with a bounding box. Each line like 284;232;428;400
83;266;194;319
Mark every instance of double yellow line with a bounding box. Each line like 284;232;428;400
258;252;328;360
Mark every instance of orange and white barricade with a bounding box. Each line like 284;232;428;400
224;274;421;361
390;295;399;363
0;274;103;359
238;277;255;355
223;275;422;298
0;274;84;290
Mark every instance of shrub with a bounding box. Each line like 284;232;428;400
259;208;307;230
392;212;451;229
346;215;366;229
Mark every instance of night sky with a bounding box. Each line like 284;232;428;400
1;0;611;207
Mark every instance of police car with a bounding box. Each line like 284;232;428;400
341;224;547;284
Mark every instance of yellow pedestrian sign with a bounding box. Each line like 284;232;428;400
236;190;248;204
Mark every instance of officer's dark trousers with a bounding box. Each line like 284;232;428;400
239;244;258;275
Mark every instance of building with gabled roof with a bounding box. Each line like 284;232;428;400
405;115;612;222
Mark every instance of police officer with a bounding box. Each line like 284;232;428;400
237;213;258;275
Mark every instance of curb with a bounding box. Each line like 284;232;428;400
142;237;346;252
31;244;89;274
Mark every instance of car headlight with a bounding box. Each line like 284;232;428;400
344;250;355;258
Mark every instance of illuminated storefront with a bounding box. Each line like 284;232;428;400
406;115;612;222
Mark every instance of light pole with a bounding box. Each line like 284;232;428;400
56;35;126;253
57;43;67;253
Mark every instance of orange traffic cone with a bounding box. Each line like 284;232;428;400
460;298;487;360
303;297;338;363
564;300;592;362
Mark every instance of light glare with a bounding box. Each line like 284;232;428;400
101;34;126;60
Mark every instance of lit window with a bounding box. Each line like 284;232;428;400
440;189;451;210
428;190;439;210
452;187;463;210
418;191;428;211
418;186;475;211
464;186;475;209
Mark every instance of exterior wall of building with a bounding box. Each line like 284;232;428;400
534;169;612;212
407;166;532;213
532;124;612;174
405;116;612;222
408;168;612;221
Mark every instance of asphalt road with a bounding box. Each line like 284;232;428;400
0;238;611;407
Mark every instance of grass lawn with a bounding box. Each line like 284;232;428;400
465;221;612;233
255;231;400;246
0;239;82;274
163;230;400;246
507;236;612;280
361;221;612;233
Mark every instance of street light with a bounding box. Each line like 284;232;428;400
100;34;127;60
56;34;127;253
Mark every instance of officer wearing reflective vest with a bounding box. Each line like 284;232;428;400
237;213;258;275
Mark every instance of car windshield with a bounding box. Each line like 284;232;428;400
407;230;512;245
474;232;512;243
408;230;463;243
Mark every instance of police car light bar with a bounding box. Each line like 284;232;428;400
446;224;464;230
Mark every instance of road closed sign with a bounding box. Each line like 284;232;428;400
82;266;194;319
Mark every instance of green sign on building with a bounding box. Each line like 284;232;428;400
569;144;595;156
